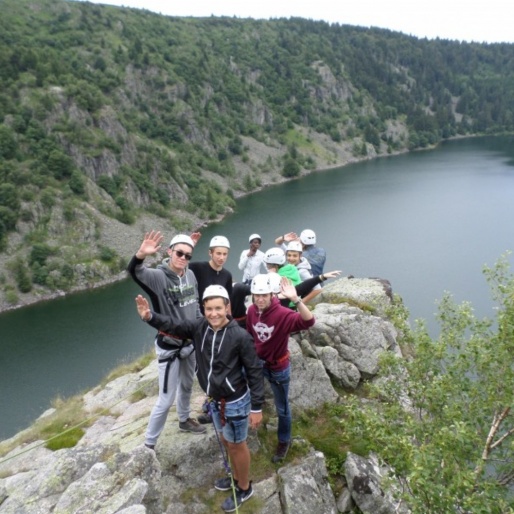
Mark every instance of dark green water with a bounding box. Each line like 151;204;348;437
1;136;513;440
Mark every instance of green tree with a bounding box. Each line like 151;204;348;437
68;170;86;196
0;125;17;159
0;183;20;212
29;243;55;266
47;150;74;179
342;254;514;512
282;157;300;178
11;258;32;293
0;206;17;231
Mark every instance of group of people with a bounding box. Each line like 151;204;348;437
129;228;340;512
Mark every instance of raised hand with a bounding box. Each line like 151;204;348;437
136;230;164;259
280;278;297;299
135;294;151;321
283;232;298;243
323;270;342;280
190;232;202;246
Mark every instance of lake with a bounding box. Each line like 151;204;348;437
1;136;513;440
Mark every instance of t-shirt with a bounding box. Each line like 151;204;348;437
188;261;233;312
238;249;265;283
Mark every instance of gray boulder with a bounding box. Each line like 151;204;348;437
289;339;339;408
309;277;394;317
278;451;337;514
345;452;411;514
307;302;399;383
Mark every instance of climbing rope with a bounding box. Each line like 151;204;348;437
0;381;149;466
207;399;240;513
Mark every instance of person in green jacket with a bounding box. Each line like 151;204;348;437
263;247;301;285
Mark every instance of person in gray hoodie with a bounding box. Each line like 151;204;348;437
127;230;206;449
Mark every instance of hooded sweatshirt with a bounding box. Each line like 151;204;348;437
146;314;264;411
296;257;321;290
127;256;201;348
278;263;301;285
246;297;315;371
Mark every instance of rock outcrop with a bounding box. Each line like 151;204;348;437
0;278;407;513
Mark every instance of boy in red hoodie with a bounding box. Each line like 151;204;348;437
246;274;315;462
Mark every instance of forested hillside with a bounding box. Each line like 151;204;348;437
1;0;513;309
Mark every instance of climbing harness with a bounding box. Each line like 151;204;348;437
264;350;290;369
157;332;193;394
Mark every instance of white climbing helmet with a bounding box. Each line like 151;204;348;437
251;274;273;294
248;233;261;243
203;285;230;301
286;240;303;253
169;234;194;249
300;229;316;245
209;235;230;249
264;247;286;265
267;272;282;294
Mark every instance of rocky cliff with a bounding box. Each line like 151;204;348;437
0;278;409;513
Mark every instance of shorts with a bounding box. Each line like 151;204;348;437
210;390;251;444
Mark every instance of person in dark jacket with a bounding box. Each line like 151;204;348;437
188;233;233;424
136;285;264;513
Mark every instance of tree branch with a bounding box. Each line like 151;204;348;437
474;407;511;479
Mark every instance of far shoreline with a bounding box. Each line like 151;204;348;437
0;133;496;315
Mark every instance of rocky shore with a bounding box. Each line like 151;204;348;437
0;139;409;315
0;277;410;513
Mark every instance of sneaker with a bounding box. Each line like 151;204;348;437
197;413;213;424
272;441;290;463
179;418;207;434
214;476;237;491
144;443;155;450
221;482;253;512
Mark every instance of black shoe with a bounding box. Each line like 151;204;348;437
197;413;213;424
178;418;207;434
221;482;253;512
144;443;155;450
214;476;237;491
272;441;290;463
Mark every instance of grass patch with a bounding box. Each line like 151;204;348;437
0;393;90;457
37;395;90;451
44;427;85;450
293;402;362;485
130;388;150;403
284;128;317;152
101;351;154;386
322;294;376;313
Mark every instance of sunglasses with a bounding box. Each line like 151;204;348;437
174;249;193;261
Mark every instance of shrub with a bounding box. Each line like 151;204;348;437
282;157;300;178
29;243;55;266
12;259;32;293
4;286;18;305
99;246;117;262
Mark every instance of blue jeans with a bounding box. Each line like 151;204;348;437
210;390;251;444
263;365;291;443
